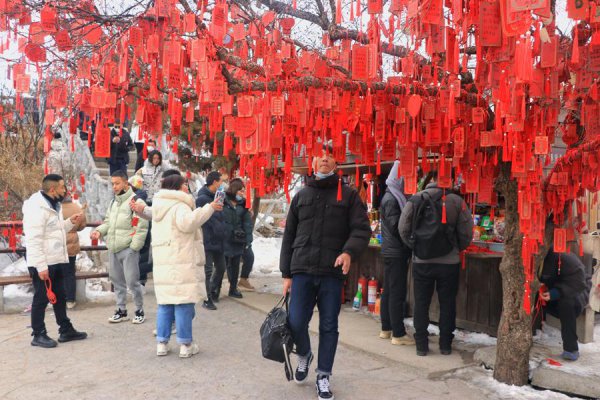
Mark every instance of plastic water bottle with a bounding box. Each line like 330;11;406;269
352;289;362;311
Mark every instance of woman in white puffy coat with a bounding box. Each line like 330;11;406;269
151;174;223;358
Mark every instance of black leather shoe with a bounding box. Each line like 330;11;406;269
31;332;58;348
440;348;452;355
228;289;243;299
58;327;88;343
202;299;217;311
416;346;429;356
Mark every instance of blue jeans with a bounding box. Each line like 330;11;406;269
156;304;195;344
288;273;343;376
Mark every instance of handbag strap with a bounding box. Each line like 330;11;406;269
275;292;290;312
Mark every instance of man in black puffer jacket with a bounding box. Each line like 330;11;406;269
280;148;370;400
540;249;592;361
379;161;414;346
196;171;226;311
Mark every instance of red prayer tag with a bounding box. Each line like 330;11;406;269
271;96;284;116
472;107;485;123
567;0;589;19
534;136;549;155
554;228;567;253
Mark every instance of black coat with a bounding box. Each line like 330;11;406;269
196;186;226;253
221;195;253;257
108;128;133;164
541;251;592;311
280;174;371;279
380;190;410;258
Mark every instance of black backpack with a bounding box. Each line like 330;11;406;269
409;189;455;259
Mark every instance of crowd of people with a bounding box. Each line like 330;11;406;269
21;140;593;400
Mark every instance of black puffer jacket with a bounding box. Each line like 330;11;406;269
380;190;410;258
280;174;371;279
196;186;226;252
108;128;133;164
222;195;253;257
541;251;592;311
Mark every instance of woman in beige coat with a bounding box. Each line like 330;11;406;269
151;174;222;358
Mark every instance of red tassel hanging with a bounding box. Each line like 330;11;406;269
441;191;447;224
523;282;531;315
3;191;8;207
490;206;495;220
355;165;360;188
337;170;343;202
143;140;148;159
80;173;86;193
336;0;342;23
376;150;381;175
212;135;218;155
572;28;579;65
579;238;584;257
293;0;297;8
172;139;179;154
245;182;252;209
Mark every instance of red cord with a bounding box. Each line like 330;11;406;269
45;278;57;304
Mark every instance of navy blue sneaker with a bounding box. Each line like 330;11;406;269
561;351;579;361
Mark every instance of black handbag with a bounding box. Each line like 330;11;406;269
260;294;294;381
232;228;246;244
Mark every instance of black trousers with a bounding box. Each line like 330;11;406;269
64;256;77;302
28;264;72;336
412;262;460;350
205;250;226;299
226;255;242;292
381;251;411;337
545;297;583;352
139;224;153;284
134;142;145;172
240;246;254;279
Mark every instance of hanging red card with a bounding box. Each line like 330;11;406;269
207;80;224;103
94;127;111;158
54;30;72;52
40;6;57;32
237;96;255;117
368;0;383;13
351;45;369;80
15;75;30;93
554;228;567;252
271;96;284;116
534;136;549;155
399;147;416;176
465;167;480;193
472;107;485;123
510;0;546;11
540;37;557;68
235;117;257;137
423;0;444;24
568;0;589;19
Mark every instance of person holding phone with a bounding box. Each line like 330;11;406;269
196;171;227;310
280;147;371;400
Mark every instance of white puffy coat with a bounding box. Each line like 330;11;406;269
22;191;75;272
151;189;215;305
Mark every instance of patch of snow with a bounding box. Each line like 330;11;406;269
451;367;580;400
0;257;27;276
250;237;282;277
455;330;498;347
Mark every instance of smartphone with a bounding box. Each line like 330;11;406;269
215;189;225;204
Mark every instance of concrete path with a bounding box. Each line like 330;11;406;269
0;286;487;400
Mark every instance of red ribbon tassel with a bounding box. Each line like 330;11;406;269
245;182;252;209
337;170;343;202
523;282;531;315
441;191;447;224
355;165;360;188
45;278;57;304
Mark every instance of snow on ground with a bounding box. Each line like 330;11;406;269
450;367;578;400
250;237;282;277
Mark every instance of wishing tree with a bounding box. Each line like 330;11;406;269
1;0;599;385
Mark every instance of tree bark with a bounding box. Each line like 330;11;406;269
493;165;532;385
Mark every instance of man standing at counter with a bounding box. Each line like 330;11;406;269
280;146;371;400
399;171;473;356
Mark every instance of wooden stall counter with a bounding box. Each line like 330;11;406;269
348;244;504;337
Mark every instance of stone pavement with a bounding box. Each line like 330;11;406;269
0;282;490;400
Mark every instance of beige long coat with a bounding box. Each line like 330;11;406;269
151;189;214;305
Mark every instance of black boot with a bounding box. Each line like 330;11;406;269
31;331;58;348
58;326;88;343
228;289;243;299
202;298;217;311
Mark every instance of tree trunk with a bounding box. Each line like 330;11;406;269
251;196;261;229
493;166;532;385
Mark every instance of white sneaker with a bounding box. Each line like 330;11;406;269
108;309;129;323
179;342;199;358
66;301;76;309
157;342;169;356
132;309;145;324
